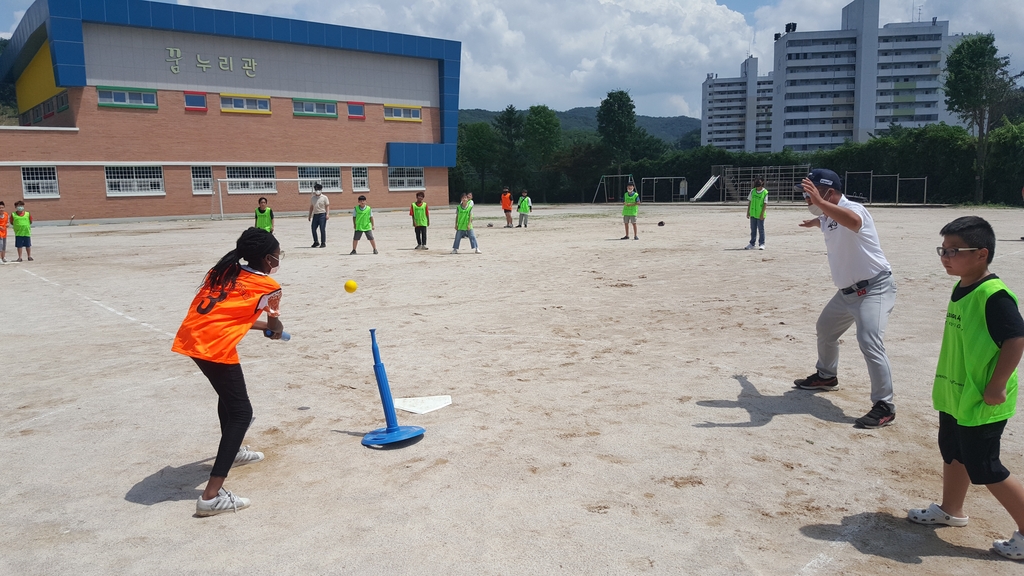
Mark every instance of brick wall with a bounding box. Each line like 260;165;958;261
0;88;450;221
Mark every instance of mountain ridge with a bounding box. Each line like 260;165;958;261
458;107;701;144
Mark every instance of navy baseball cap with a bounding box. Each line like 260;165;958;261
807;168;843;192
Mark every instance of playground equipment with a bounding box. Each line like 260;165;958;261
844;171;928;204
591;174;635;203
640;177;688;202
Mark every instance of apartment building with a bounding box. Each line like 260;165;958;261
701;56;774;153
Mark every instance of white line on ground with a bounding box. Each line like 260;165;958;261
796;516;867;575
21;268;176;338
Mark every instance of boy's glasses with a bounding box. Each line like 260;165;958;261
936;247;980;258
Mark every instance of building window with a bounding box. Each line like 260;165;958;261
56;91;69;112
32;105;43;123
352;166;369;190
293;99;338;117
42;99;55;118
105;166;165;197
20;112;31;126
21;166;60;198
388;167;425;190
98;87;158;109
225;166;276;193
383;105;422;121
298;166;342;192
184;92;208;111
220;94;271;114
347;102;366;119
191;166;213;195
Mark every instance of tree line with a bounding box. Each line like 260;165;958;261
450;33;1024;206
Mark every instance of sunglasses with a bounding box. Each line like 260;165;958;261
935;247;980;258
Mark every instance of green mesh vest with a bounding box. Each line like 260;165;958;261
933;277;1018;426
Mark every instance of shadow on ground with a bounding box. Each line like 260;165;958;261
125;458;213;505
694;374;854;427
801;511;992;564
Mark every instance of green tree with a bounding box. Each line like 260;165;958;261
524;105;561;170
675;128;702;151
459;122;498;195
0;38;18;125
596;90;637;170
943;33;1024;202
629;127;668;161
492;104;527;187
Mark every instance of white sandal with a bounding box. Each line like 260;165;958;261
994;531;1024;560
907;503;968;527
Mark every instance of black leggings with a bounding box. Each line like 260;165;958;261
192;358;253;478
415;226;427;245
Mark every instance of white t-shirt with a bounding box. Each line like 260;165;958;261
819;195;891;289
310;193;329;215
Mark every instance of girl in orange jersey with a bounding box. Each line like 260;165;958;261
172;227;285;516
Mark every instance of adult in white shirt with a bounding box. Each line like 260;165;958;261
307;183;330;248
794;168;897;429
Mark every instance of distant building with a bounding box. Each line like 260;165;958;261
0;0;460;221
701;0;962;153
700;56;774;153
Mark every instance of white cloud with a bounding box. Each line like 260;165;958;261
2;10;26;40
8;1;1019;117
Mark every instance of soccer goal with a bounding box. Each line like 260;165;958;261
208;176;338;220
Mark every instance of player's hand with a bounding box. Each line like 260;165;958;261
984;383;1007;406
266;316;284;340
799;219;820;228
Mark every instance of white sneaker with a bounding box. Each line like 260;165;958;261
233;445;264;467
758;244;765;250
474;248;482;254
743;244;755;250
451;249;458;254
994;530;1024;560
195;488;250;516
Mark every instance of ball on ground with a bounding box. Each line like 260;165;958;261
344;280;358;293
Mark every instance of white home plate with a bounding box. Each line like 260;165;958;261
393;395;452;414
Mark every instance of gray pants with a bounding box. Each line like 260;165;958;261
815;271;897;406
518;213;529;226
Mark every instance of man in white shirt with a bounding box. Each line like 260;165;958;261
794;168;897;429
307;183;330;248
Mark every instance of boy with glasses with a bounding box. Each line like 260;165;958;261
908;216;1024;561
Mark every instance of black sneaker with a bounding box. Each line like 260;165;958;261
620;235;629;240
794;372;838;391
855;401;895;428
319;243;326;248
349;250;356;255
311;242;320;248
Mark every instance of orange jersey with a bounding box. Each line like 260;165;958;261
172;268;282;364
500;193;512;211
0;212;8;238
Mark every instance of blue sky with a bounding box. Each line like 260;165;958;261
2;1;1021;117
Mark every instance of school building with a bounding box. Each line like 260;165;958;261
0;0;461;221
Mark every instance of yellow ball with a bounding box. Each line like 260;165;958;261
344;280;358;293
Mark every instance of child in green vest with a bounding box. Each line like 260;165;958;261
11;200;32;262
350;195;377;255
410;191;430;249
451;193;480;254
908;216;1024;561
516;189;532;228
744;178;767;250
621;183;638;240
254;197;274;233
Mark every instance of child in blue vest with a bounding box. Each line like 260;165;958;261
908;216;1024;561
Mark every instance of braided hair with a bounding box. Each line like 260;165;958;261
203;227;280;291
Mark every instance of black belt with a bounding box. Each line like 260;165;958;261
842;281;869;295
841;270;891;295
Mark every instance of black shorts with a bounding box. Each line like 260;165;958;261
353;230;374;241
938;411;1010;485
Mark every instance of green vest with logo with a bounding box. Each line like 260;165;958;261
354;205;372;231
411;202;428;227
254;208;273;232
12;211;30;236
456;204;472;230
748;189;768;219
622;192;639;216
933;278;1018;426
517;196;530;213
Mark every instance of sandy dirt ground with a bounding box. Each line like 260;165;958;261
2;202;1024;575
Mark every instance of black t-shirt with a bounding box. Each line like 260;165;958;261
951;274;1024;346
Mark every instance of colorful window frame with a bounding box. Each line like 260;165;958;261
220;94;272;114
383;105;422;122
56;91;69;112
184;92;208;111
97;86;158;109
20;112;32;126
347;102;366;119
32;105;43;123
292;99;338;118
42;100;55;118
